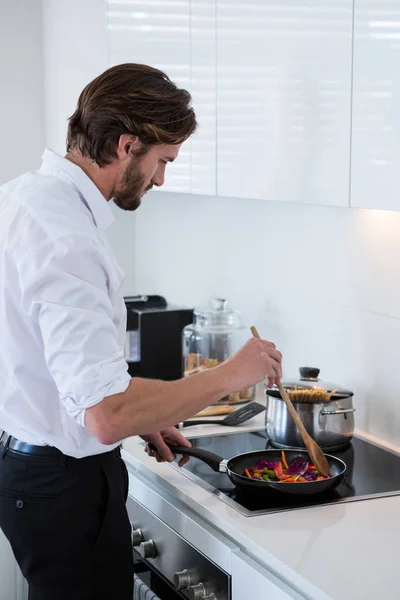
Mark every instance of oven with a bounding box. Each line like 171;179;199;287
128;496;231;600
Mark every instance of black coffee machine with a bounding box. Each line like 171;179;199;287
124;295;194;381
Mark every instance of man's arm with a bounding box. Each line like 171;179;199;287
86;337;282;445
18;234;132;435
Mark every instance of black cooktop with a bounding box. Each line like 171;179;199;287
177;430;400;516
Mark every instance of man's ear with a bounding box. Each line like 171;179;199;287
116;134;141;161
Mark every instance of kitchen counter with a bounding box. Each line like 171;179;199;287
123;398;400;600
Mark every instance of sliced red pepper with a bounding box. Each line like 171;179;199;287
244;468;252;479
274;462;286;481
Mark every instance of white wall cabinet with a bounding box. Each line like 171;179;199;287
106;0;400;212
107;0;354;208
351;0;400;211
39;0;400;212
216;0;353;207
107;0;216;196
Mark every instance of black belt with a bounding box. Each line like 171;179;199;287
0;431;63;458
1;435;63;457
0;432;121;460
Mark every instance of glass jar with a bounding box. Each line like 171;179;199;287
182;298;255;404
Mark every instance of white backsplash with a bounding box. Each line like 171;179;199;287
108;190;400;448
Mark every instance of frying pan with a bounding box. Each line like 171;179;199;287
165;445;346;496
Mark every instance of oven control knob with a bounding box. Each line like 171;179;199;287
139;539;157;559
173;569;191;590
131;528;144;547
187;583;215;600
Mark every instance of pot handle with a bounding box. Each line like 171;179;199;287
321;408;356;416
148;443;225;472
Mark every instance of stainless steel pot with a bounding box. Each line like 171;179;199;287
265;368;355;451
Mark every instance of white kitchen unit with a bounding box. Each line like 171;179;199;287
107;0;217;197
106;0;353;208
0;529;27;600
216;0;353;207
186;0;217;197
351;0;400;211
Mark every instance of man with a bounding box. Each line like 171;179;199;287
0;63;282;599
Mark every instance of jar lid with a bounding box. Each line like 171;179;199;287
194;298;242;327
269;367;353;398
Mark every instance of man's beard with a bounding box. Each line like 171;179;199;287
112;155;151;212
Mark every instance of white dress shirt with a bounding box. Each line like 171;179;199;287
0;149;131;458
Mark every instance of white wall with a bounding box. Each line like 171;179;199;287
133;190;400;449
0;2;43;596
42;0;108;153
41;0;136;292
0;0;45;183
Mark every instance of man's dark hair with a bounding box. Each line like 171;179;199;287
66;63;197;166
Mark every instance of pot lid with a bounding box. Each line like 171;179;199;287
279;367;353;397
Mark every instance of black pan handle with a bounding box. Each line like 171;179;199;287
177;419;222;427
148;443;224;472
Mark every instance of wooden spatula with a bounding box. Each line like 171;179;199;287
250;326;330;478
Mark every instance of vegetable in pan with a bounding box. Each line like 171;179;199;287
244;451;330;482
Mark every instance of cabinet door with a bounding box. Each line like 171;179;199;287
216;0;353;206
351;0;400;210
232;552;304;600
107;0;216;196
186;0;217;196
0;528;27;600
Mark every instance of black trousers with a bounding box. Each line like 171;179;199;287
0;443;133;600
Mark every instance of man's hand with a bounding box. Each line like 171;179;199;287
141;427;192;467
220;336;282;391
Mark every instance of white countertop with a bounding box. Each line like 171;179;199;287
123;396;400;600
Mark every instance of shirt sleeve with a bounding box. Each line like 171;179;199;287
17;234;131;427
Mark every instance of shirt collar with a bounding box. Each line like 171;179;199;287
39;149;115;231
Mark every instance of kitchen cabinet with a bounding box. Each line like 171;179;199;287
231;552;304;600
106;0;400;211
351;0;400;210
187;0;217;196
107;0;216;196
216;0;353;206
0;529;27;600
107;0;353;207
